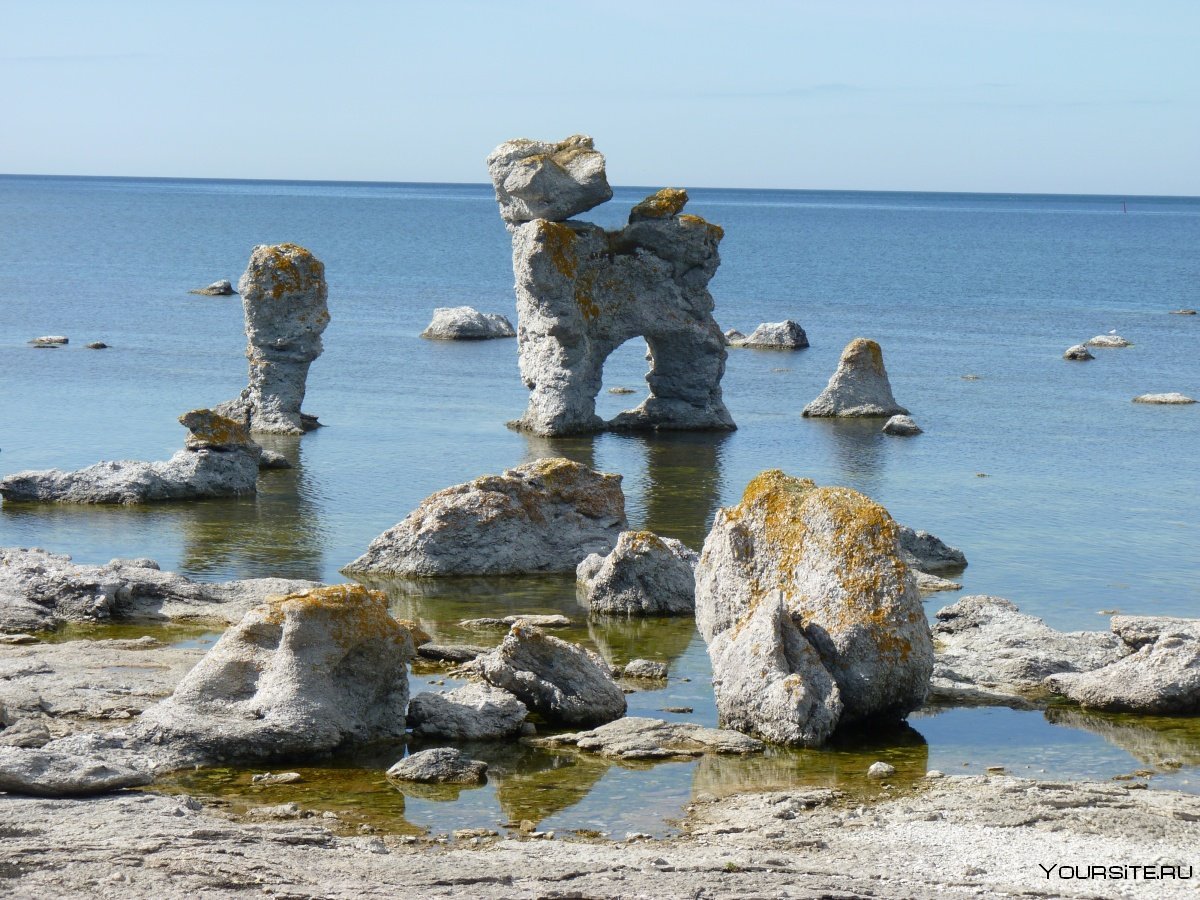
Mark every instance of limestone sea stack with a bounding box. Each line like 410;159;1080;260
420;306;515;340
217;244;329;435
694;471;933;746
343;458;626;576
802;338;908;418
0;409;262;506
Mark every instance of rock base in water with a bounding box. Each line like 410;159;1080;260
1133;393;1195;405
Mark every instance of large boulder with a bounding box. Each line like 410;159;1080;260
0;747;152;797
217;244;329;434
1045;616;1200;713
532;716;764;760
343;458;626;576
420;306;515;340
0;410;261;505
407;682;528;740
462;624;626;726
802;338;908;418
576;530;698;617
131;584;416;764
695;470;932;744
729;321;809;350
487;135;612;227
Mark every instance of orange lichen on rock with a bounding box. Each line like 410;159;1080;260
630;188;689;221
261;584;412;653
537;220;579;280
179;408;255;449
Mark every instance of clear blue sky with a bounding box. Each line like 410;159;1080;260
3;1;1197;194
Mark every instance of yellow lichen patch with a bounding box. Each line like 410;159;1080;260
262;584;409;651
842;338;885;374
630;188;689;220
179;409;252;447
255;243;323;301
574;267;601;321
678;213;725;241
626;530;669;554
536;221;578;280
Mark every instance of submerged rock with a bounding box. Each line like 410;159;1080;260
1133;392;1196;405
802;338;908;418
0;409;262;506
188;279;235;296
216;244;329;435
420;306;516;340
729;321;809;350
1086;334;1131;348
487;134;612;228
695;471;932;745
532;716;763;760
407;683;528;740
344;458;626;576
0;747;152;797
882;414;922;436
462;624;626;726
387;747;488;785
1063;344;1094;361
576;530;698;617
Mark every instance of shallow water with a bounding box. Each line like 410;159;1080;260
3;177;1199;830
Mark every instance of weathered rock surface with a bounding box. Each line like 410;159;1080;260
728;320;809;349
696;471;932;745
867;761;897;779
802;338;908;417
407;682;528;740
130;584;416;765
387;747;488;784
344;458;626;576
1133;392;1196;404
420;306;516;340
896;525;967;573
621;658;668;680
0;546;319;632
487;134;612;227
931;595;1124;703
462;624;626;726
459;614;572;630
576;529;698;617
0;746;152;796
416;643;490;664
1086;334;1131;347
533;716;763;760
216;244;329;434
1045;616;1200;713
0;409;262;506
0;716;52;748
493;135;734;436
1063;343;1094;360
882;414;922;436
188;279;235;296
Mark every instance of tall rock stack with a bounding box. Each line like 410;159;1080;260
487;136;735;436
219;243;329;434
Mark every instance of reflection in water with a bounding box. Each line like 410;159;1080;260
631;431;729;550
1045;705;1200;767
481;742;613;827
804;418;889;493
587;614;698;669
518;433;598;470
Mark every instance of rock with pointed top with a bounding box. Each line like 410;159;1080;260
802;339;907;417
882;414;922;436
577;530;698;617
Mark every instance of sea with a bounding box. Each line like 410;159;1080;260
2;175;1199;836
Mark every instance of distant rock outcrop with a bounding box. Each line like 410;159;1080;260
1063;344;1094;361
420;306;515;340
802;338;908;418
489;135;735;436
882;414;921;436
188;279;235;296
1086;334;1131;348
1133;393;1196;405
728;321;809;350
217;244;329;435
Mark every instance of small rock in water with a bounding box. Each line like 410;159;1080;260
251;772;303;785
1063;344;1094;361
257;449;292;469
731;320;809;350
661;706;693;714
189;279;235;296
960;374;981;381
86;341;108;350
607;386;637;394
29;335;68;348
867;761;897;779
622;659;668;680
420;306;515;340
925;770;945;779
1086;334;1131;348
882;414;922;436
802;338;907;418
1132;392;1196;405
387;747;488;785
986;765;1006;773
1169;309;1196;315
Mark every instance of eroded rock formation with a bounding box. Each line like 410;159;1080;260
489;136;735;436
802;338;907;418
217;244;329;434
576;529;698;617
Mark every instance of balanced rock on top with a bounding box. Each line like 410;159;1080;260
802;338;908;418
487;134;613;227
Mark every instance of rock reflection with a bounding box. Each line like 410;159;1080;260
587;614;698;669
804;418;889;492
484;742;613;828
630;431;729;550
1045;706;1200;768
518;433;598;470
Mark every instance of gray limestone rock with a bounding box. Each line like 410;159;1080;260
1171;308;1197;315
576;530;698;617
723;328;746;345
533;716;763;760
188;279;235;296
0;747;153;797
867;761;897;779
1045;616;1200;713
487;135;612;227
0;409;261;506
1133;392;1196;404
216;244;329;434
896;525;967;573
621;659;668;680
386;747;488;785
1086;334;1131;347
462;624;626;726
0;717;52;749
931;595;1124;703
913;570;962;594
803;338;908;418
30;335;68;346
695;471;932;744
498;168;734;435
343;458;626;576
1063;344;1094;360
882;415;922;436
420;306;516;340
730;321;809;350
407;682;528;740
130;585;416;766
416;643;490;664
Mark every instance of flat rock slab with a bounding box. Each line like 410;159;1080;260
459;614;572;629
1133;393;1196;404
533;716;763;760
0;747;152;796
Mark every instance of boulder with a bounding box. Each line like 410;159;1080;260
621;659;668;680
416;643;490;664
930;596;1124;703
462;624;626;726
0;747;152;797
896;525;966;573
131;584;416;764
802;338;908;418
1045;617;1200;713
386;747;488;785
420;306;516;340
882;415;922;436
532;716;763;760
1063;344;1094;361
459;614;572;630
867;761;896;779
487;135;612;227
216;244;329;434
188;279;235;296
913;571;962;594
0;711;52;749
576;530;698;617
1086;334;1131;348
730;321;809;350
1133;393;1196;405
407;682;528;740
695;471;933;744
0;410;262;505
343;458;626;576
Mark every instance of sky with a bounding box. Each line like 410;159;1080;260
2;0;1198;195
